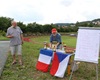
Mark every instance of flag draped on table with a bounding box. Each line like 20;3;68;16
36;49;53;72
50;52;71;78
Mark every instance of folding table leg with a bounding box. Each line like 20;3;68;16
67;57;71;75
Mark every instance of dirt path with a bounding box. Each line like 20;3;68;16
0;41;9;76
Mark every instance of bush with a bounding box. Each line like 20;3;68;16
0;30;6;36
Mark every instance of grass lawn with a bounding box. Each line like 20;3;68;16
0;36;100;80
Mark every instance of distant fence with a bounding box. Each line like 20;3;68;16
23;33;51;37
23;33;77;37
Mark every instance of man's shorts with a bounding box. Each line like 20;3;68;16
10;45;22;55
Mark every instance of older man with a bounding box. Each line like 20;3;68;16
6;21;23;65
50;28;62;49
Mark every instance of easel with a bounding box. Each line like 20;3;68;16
69;61;99;80
69;27;100;80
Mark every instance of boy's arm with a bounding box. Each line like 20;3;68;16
56;34;61;47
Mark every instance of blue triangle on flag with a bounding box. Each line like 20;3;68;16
56;52;69;62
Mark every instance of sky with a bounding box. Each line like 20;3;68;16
0;0;100;24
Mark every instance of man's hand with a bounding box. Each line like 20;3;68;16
22;41;24;44
7;35;14;38
20;34;24;44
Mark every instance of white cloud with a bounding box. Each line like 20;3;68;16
0;0;100;24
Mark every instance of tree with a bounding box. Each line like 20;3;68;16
0;17;13;32
17;22;27;33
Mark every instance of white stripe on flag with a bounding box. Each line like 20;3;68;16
38;54;52;64
55;55;71;78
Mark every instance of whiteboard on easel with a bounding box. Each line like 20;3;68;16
74;27;100;64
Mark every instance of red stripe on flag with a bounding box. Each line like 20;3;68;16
36;61;49;72
50;52;59;76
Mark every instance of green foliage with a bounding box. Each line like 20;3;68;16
57;26;78;32
17;22;27;33
75;21;100;27
0;16;78;34
0;16;100;34
0;17;13;32
0;30;6;36
0;36;8;40
43;24;54;33
0;30;9;40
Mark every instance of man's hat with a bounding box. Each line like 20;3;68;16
52;28;57;33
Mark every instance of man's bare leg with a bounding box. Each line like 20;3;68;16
12;54;16;65
18;55;23;65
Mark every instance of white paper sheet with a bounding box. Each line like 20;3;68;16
75;28;100;63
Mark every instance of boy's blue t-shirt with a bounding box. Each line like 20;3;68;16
50;33;62;43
